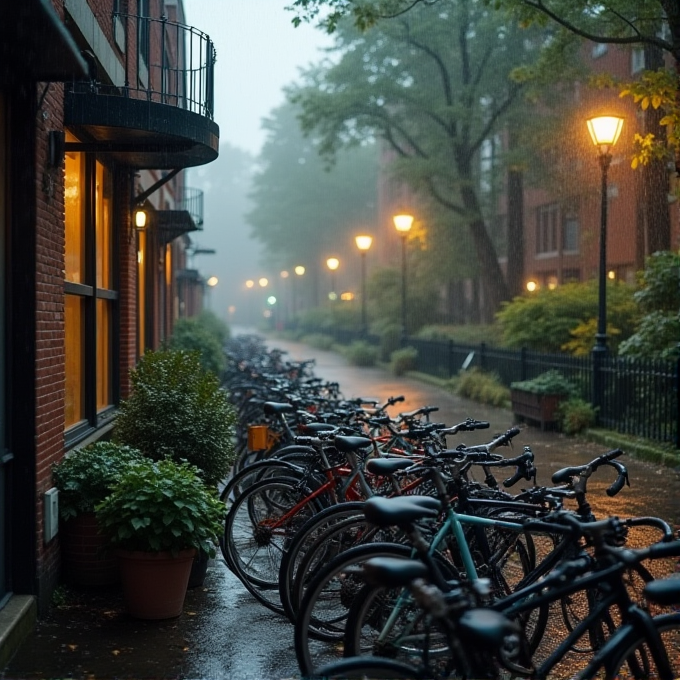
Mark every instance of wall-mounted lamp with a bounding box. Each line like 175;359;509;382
134;208;147;230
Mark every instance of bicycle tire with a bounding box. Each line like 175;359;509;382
224;475;327;611
590;612;680;680
279;502;367;623
313;655;425;679
294;542;458;678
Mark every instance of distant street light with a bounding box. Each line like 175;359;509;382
205;275;218;311
258;277;269;288
355;235;373;336
393;213;414;344
586;114;623;414
326;257;340;301
293;266;305;316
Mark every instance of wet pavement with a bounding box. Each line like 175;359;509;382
3;332;680;680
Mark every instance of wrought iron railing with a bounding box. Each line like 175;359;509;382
111;12;216;119
68;12;216;119
180;187;204;227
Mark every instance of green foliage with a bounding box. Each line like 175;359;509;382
511;370;578;397
95;458;226;557
196;310;230;345
416;324;505;346
344;340;379;366
52;442;145;521
619;251;680;359
556;398;597;435
390;346;418;376
371;320;401;362
167;317;226;378
302;333;335;350
456;368;510;408
496;280;638;354
113;349;236;488
246;99;379;269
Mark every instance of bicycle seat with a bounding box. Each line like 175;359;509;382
263;401;295;415
364;495;441;526
334;435;373;452
298;422;337;434
365;458;414;475
362;557;430;588
644;577;680;606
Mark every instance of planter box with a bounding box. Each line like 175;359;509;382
511;389;566;431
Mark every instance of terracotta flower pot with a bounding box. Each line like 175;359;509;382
116;548;196;619
61;513;120;587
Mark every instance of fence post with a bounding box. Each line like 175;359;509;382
676;356;679;449
520;347;527;381
480;343;486;372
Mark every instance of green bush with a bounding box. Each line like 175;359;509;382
374;322;401;362
168;317;226;377
53;441;145;520
390;346;418;376
113;349;236;488
302;333;335;350
496;280;638;354
95;458;225;556
510;370;578;397
416;324;504;346
344;341;379;367
456;367;510;408
556;398;597;435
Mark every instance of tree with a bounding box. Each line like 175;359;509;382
246;99;379;276
290;1;547;318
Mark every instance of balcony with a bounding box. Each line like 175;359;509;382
157;187;204;245
64;13;219;169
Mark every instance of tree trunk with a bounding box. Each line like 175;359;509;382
459;185;511;319
506;163;525;298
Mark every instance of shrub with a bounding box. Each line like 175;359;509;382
390;346;418;376
303;333;335;350
167;317;226;378
344;341;379;367
113;349;236;488
496;280;638;354
556;398;597;435
456;367;510;408
510;370;578;397
52;441;145;520
375;323;401;362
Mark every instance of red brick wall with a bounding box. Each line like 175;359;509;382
33;77;67;596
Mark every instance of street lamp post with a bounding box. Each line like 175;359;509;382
393;213;414;344
355;235;373;336
586;114;623;414
326;257;340;302
292;265;305;322
205;275;218;311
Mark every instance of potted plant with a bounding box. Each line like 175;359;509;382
510;370;578;431
52;441;144;586
95;458;225;619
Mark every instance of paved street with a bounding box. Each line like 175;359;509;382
3;332;680;680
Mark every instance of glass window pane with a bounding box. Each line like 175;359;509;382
96;299;112;411
96;161;113;289
64;151;85;283
64;295;85;428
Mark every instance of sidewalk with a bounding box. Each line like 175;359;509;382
2;334;679;680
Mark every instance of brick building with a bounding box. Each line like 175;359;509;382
1;0;218;660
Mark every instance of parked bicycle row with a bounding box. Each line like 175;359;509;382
221;334;680;680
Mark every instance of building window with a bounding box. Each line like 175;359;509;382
536;204;559;255
563;216;579;252
64;136;117;441
631;47;645;74
592;43;608;58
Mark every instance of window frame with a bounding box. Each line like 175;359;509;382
64;150;120;448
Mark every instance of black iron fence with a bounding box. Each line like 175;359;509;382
309;328;679;447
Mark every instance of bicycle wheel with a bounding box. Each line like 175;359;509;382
344;581;453;676
224;476;327;612
313;655;424;679
279;502;367;623
598;613;680;680
294;543;417;677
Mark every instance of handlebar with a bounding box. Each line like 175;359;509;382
455;427;522;455
438;419;491;436
550;449;628;497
